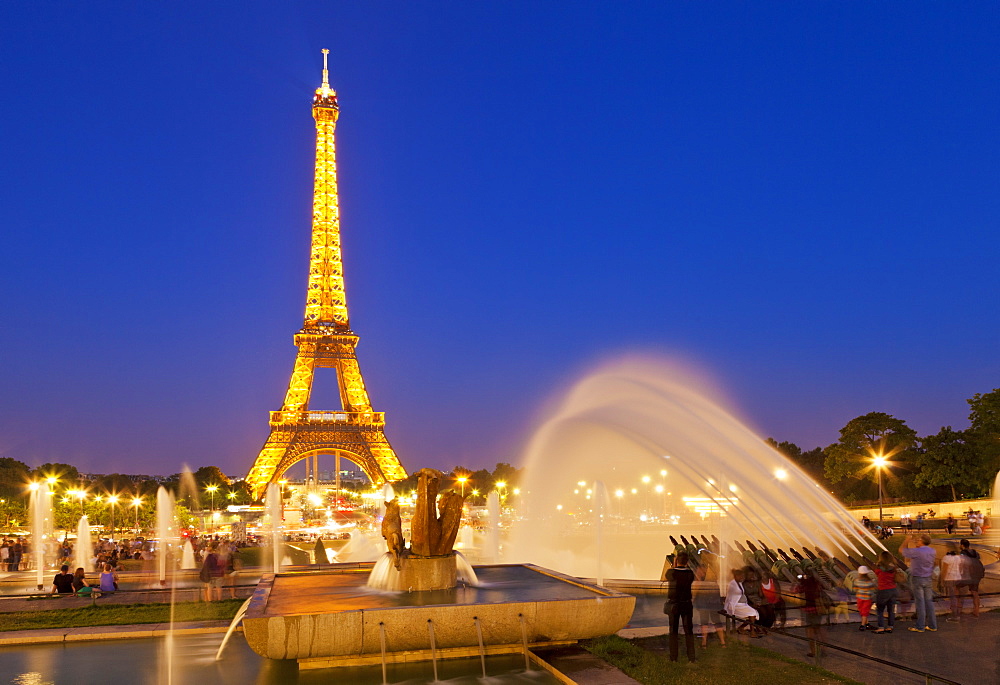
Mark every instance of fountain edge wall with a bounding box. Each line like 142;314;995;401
242;564;635;662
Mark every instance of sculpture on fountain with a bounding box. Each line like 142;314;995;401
380;468;467;590
381;499;405;570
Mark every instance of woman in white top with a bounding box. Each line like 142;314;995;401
724;568;760;622
940;546;963;621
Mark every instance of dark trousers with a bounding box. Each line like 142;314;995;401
667;600;696;662
876;588;896;628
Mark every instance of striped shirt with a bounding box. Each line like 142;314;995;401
854;576;876;601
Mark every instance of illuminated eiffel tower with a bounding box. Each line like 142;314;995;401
245;51;407;499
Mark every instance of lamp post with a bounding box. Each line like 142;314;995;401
132;498;142;533
206;485;219;532
456;476;468;497
873;454;887;524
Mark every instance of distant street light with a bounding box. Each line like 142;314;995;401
456;476;468;497
206;485;219;532
873;453;888;524
132;497;142;532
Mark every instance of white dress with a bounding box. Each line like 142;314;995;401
724;579;760;620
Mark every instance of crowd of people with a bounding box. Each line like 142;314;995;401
662;533;988;663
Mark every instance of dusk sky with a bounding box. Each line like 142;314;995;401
1;3;997;480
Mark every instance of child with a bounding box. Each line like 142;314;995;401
854;566;876;630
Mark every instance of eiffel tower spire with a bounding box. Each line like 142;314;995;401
245;51;406;499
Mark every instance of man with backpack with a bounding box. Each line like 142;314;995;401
957;538;984;618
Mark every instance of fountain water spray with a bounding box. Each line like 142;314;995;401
508;357;882;579
593;480;607;586
75;516;93;573
156;487;176;586
486;491;501;563
180;539;196;569
29;482;53;590
266;482;282;575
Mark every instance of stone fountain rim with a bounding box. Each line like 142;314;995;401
244;562;633;621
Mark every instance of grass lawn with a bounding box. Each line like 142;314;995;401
0;599;244;632
879;532;954;559
584;635;860;685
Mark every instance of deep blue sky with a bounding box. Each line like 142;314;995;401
1;3;997;479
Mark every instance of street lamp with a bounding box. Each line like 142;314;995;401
873;454;887;524
132;497;142;533
456;476;468;497
206;485;219;532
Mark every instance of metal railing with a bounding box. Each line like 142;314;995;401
269;410;384;425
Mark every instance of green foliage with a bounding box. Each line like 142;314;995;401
823;412;918;500
915;427;990;500
967;388;1000;480
0;457;30;500
0;600;244;632
32;462;81;485
193;465;231;488
766;439;828;486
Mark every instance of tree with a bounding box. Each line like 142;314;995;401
967;388;1000;482
92;473;139;496
766;439;827;485
32;462;81;487
915;427;989;500
491;463;522;488
0;457;30;500
824;412;918;500
193;466;231;488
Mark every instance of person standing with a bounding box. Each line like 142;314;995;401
663;553;697;663
854;566;876;630
200;543;224;602
957;539;983;618
794;570;826;658
900;534;938;633
759;569;786;629
940;545;962;622
946;514;956;536
11;538;23;571
873;551;898;633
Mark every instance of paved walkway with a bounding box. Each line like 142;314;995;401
763;613;1000;685
0;619;237;646
620;594;1000;685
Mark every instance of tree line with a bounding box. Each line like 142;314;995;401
768;387;999;504
0;461;249;532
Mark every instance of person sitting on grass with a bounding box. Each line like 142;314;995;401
50;564;75;595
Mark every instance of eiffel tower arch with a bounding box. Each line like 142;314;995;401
245;51;406;499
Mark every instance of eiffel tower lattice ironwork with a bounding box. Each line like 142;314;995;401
245;50;406;499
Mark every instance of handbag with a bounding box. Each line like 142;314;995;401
893;567;907;585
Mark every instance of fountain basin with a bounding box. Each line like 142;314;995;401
242;563;635;667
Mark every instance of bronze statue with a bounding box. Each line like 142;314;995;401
395;468;468;558
382;499;406;570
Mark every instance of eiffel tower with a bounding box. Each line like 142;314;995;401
245;51;407;499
